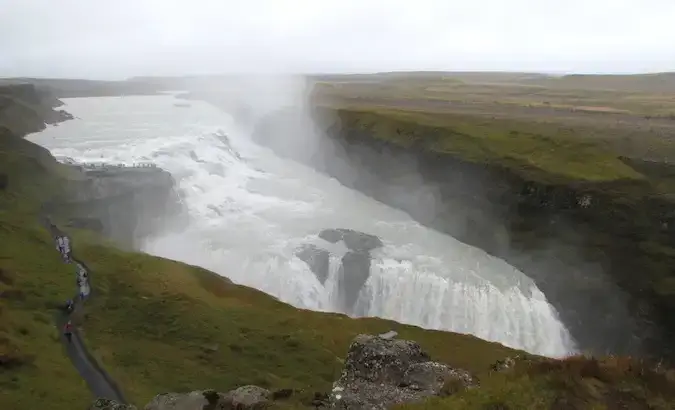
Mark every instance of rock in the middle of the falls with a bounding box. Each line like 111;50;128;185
295;229;383;314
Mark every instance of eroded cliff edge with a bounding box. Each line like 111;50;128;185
252;105;675;361
47;163;184;249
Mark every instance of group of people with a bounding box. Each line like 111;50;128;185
53;232;80;343
56;235;72;262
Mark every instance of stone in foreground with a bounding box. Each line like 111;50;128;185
330;334;475;409
90;398;137;410
144;386;271;409
222;385;271;409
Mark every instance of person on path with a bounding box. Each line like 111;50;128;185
65;299;74;313
63;321;73;343
62;236;72;262
56;236;64;255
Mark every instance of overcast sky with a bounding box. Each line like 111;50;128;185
1;0;674;79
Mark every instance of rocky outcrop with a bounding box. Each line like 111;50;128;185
318;228;383;252
47;163;186;249
336;251;371;313
296;229;383;314
89;398;137;410
296;244;331;284
222;386;271;409
143;386;271;410
330;334;475;409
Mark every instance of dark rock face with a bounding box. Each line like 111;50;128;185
49;165;186;249
89;398;136;410
296;244;331;284
330;334;475;409
221;385;271;409
296;229;383;314
336;251;371;313
318;228;383;252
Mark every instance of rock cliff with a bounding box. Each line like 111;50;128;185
48;163;185;249
330;333;475;409
296;228;383;314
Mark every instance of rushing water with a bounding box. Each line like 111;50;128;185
28;94;577;357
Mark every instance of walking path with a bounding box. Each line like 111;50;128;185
46;218;126;403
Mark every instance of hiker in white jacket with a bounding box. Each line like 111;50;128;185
62;236;71;262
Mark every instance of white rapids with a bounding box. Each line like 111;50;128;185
28;94;577;357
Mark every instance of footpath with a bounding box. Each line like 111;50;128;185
46;218;127;403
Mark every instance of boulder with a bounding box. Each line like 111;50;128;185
318;228;383;252
336;251;371;313
143;390;226;410
297;229;384;313
330;334;476;409
296;244;331;284
490;356;518;372
90;398;137;410
221;385;271;409
143;386;271;410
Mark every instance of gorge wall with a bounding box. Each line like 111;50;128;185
252;106;675;361
49;164;185;249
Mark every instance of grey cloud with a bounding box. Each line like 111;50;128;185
0;0;674;78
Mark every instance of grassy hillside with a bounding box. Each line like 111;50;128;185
327;107;645;184
311;72;675;122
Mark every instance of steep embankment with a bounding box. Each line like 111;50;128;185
252;104;675;361
0;82;73;136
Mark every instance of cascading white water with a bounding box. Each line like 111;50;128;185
28;94;577;358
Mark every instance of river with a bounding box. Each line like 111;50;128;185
27;94;576;357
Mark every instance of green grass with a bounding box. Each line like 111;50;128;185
331;108;644;183
399;355;675;410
